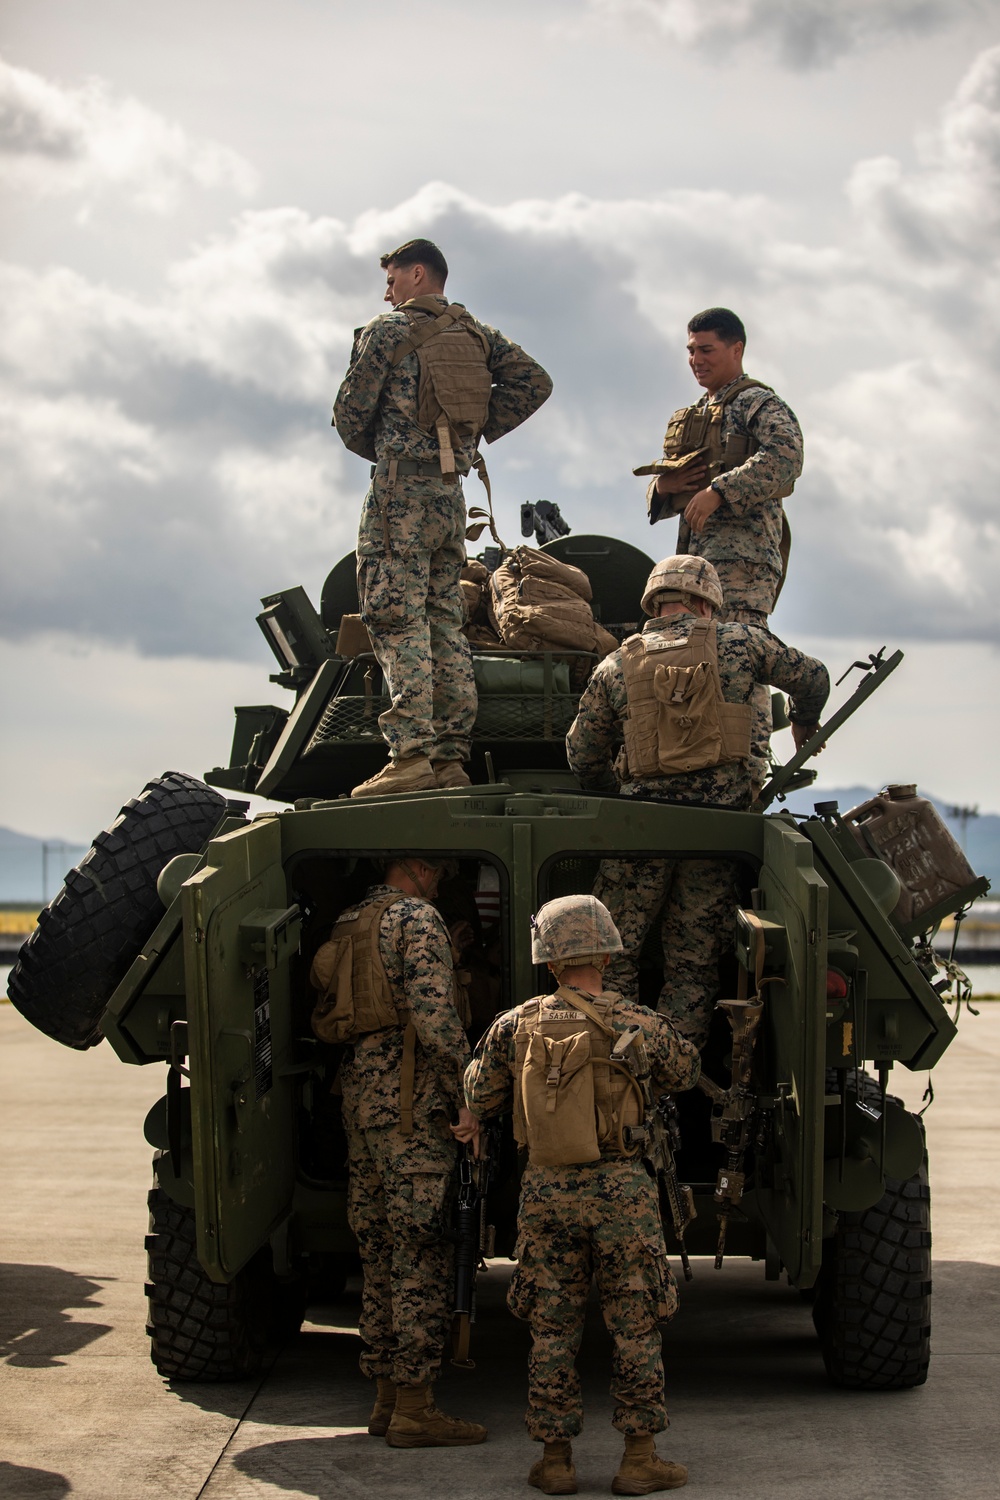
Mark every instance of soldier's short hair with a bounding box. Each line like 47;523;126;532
688;307;746;347
379;238;449;285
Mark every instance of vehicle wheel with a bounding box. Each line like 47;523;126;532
7;771;230;1050
813;1150;931;1390
145;1170;303;1381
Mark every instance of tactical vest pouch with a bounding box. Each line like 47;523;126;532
653;659;724;774
637;379;793;524
309;894;406;1044
521;1028;601;1166
621;621;751;777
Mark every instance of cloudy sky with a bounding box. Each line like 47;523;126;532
2;0;999;841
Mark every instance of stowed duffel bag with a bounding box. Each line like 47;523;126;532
486;546;618;659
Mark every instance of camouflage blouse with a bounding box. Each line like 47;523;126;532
339;883;470;1132
333;296;553;469
565;613;829;808
465;985;701;1148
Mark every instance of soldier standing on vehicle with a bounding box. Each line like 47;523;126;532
565;555;829;1049
309;852;486;1447
636;308;803;794
465;895;700;1496
333;238;553;798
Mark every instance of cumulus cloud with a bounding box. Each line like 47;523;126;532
587;0;992;70
2;48;1000;662
0;53;256;211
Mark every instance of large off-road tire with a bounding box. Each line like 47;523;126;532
813;1152;931;1390
145;1173;304;1381
7;771;229;1050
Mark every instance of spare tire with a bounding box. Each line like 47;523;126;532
7;771;233;1050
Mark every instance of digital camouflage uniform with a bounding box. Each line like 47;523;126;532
646;374;804;781
465;985;700;1442
338;883;471;1385
566;615;829;1047
333;298;552;763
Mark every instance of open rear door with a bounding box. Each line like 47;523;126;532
182;816;301;1282
749;816;829;1286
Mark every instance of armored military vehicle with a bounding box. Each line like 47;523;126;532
8;529;988;1392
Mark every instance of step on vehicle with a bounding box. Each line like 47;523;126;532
8;530;988;1388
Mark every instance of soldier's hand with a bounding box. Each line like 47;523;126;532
792;721;826;753
451;1106;482;1157
655;463;707;496
683;487;722;533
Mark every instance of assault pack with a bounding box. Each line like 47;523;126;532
619;619;752;777
512;987;644;1166
487;546;619;660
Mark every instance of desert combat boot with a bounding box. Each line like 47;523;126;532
432;760;472;788
612;1435;688;1494
367;1377;396;1437
529;1438;578;1494
351;755;436;799
385;1381;487;1447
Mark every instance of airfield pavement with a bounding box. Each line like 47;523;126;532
2;999;999;1500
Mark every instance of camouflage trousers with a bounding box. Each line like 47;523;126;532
717;599;771;790
345;1117;457;1385
593;856;737;1050
508;1159;677;1441
357;471;476;763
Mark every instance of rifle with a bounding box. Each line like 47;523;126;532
698;998;763;1268
613;1025;697;1281
451;1122;498;1369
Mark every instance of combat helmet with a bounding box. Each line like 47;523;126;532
641;554;724;615
531;894;623;974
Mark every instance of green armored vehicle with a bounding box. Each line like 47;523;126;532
8;530;987;1392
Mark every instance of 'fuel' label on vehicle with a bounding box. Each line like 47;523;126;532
252;969;273;1099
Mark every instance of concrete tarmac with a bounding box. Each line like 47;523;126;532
2;1002;999;1500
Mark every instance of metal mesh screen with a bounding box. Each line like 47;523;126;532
308;692;579;749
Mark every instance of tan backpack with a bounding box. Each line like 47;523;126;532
487;547;618;659
389;297;493;477
620;619;751;778
309;892;408;1045
513;988;644;1167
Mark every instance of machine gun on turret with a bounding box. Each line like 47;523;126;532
521;499;570;546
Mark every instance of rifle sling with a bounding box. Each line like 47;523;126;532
399;1020;417;1136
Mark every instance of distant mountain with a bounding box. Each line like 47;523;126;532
775;786;999;890
0;827;89;905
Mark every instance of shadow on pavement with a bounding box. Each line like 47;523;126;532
0;1459;72;1498
0;1263;112;1367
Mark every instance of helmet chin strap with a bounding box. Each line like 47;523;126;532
399;858;434;899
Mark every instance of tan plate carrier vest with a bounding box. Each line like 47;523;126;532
309;892;468;1136
620;619;752;778
643;378;794;522
389;296;493;479
513;987;645;1167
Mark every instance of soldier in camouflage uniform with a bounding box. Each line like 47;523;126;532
333;238;553;797
639;309;804;790
566;556;828;1049
310;852;486;1447
466;896;699;1495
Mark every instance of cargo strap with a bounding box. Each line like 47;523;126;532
466;452;506;548
399;1020;418;1136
